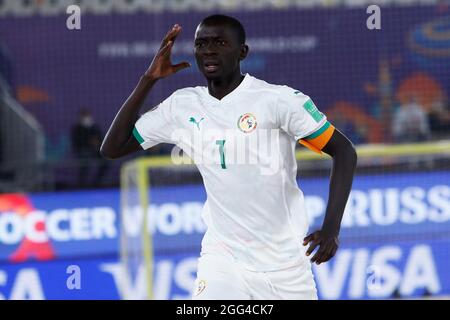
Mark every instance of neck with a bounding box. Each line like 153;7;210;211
207;71;245;100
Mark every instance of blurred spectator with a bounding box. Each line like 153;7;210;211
0;42;14;170
428;95;450;139
392;95;430;143
0;42;14;95
71;109;108;188
332;111;368;145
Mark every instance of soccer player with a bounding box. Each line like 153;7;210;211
101;15;357;300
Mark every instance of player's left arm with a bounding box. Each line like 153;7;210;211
302;128;357;265
276;89;357;264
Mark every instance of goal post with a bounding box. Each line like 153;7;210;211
119;153;194;300
119;158;152;300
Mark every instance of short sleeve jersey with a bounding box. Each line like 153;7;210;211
134;74;331;271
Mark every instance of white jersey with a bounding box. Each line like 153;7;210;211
134;74;328;271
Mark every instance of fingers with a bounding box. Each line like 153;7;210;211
159;24;183;57
311;241;339;265
304;231;320;260
159;40;173;56
168;25;182;43
304;232;339;265
172;61;191;73
325;244;338;262
162;25;177;43
303;234;314;246
311;247;325;264
304;230;320;245
330;246;338;258
161;24;182;49
305;240;320;257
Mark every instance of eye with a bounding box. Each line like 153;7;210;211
216;39;226;46
195;41;205;48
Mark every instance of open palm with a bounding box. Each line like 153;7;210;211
144;24;190;80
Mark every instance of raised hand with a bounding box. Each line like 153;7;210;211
303;230;339;265
144;24;191;80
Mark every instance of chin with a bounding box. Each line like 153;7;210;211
202;71;223;80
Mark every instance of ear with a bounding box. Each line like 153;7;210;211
239;44;249;61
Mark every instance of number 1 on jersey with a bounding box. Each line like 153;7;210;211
215;140;226;169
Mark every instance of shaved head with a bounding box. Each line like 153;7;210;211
198;14;246;45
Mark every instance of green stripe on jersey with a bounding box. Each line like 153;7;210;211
133;127;145;144
304;121;330;140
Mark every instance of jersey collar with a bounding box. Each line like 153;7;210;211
201;73;253;105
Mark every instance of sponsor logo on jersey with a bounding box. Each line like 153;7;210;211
303;99;324;122
189;117;204;130
237;113;257;133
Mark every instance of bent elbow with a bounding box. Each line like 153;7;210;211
99;144;117;160
333;142;357;168
348;144;358;168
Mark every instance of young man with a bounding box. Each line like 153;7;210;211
101;15;357;300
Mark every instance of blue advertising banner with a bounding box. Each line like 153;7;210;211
304;171;450;241
0;170;449;299
0;240;448;300
0;253;197;300
1;171;449;262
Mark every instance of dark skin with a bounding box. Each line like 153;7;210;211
100;21;357;265
100;24;190;159
193;23;248;99
304;131;357;264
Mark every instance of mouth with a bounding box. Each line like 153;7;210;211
203;61;220;73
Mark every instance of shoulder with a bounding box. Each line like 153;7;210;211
246;76;282;96
157;86;204;111
170;86;205;99
248;76;309;101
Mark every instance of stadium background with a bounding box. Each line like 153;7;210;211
0;0;450;299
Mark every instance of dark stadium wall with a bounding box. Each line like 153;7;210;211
0;6;449;156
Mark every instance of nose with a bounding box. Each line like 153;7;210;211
203;41;219;55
